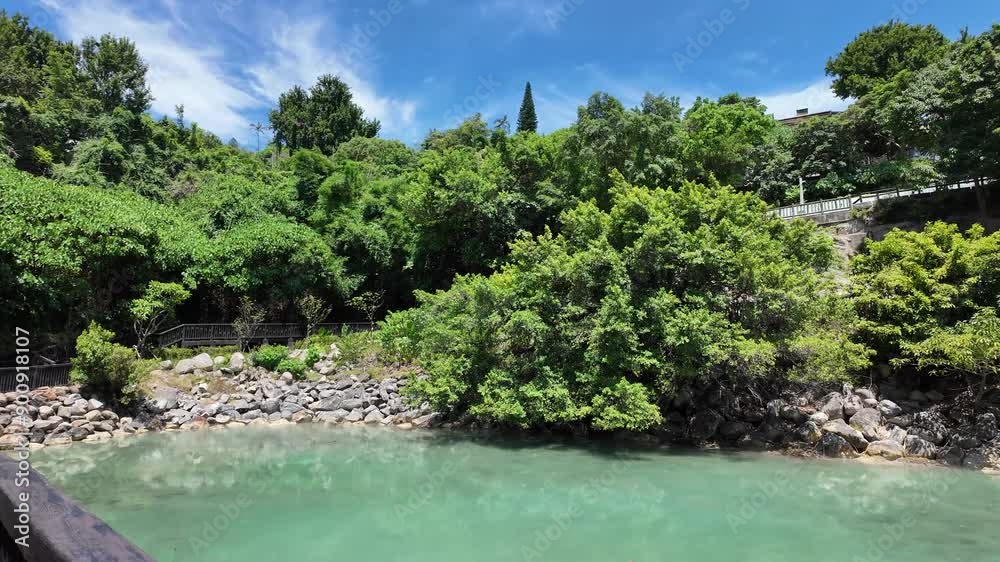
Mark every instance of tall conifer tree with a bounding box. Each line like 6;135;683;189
517;82;538;133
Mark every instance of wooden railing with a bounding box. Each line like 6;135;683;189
154;322;374;349
0;455;155;561
0;364;71;393
771;178;992;220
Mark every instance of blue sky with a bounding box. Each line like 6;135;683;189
4;0;996;146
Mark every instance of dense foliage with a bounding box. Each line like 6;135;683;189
851;222;1000;357
70;322;145;403
380;175;869;430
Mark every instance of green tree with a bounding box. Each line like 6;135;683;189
129;281;191;357
70;322;144;403
682;94;776;188
562;92;686;206
269;75;379;155
516;81;538;134
270;85;309;152
79;34;152;114
901;310;1000;407
382;174;859;431
296;291;333;336
851;222;1000;360
826;21;948;99
287;149;336;207
0;11;57;101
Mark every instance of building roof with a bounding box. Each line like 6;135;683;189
777;108;840;126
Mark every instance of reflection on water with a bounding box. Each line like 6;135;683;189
31;425;1000;562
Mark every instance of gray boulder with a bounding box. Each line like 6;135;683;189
364;410;385;423
822;419;868;451
866;440;904;460
779;405;806;425
842;394;864;418
261;399;280;415
903;435;937;459
795;421;823;444
229;399;251;413
887;426;908;445
816;433;854;458
854;388;876;401
975;413;997;442
241;410;263;422
878;400;903;417
229;352;245;373
910;411;949;445
413;413;439;428
820;394;845;420
332;378;354;391
176;353;214;374
345;409;364;423
887;414;913;429
849;408;887;442
808;411;829;425
280;402;304;415
940;445;966;466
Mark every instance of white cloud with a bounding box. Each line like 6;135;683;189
41;0;419;144
45;0;263;143
246;17;419;141
757;79;853;119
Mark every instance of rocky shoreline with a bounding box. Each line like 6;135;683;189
2;346;997;473
0;345;439;451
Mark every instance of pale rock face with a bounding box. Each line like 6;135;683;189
229;353;245;373
175;353;215;374
866;440;905;460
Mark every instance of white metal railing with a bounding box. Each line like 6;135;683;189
771;178;991;220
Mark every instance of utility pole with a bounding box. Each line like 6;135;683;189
799;176;805;205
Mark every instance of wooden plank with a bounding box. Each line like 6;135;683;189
0;456;155;562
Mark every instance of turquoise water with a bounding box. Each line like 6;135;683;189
30;425;1000;562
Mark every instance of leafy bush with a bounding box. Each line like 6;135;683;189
304;346;323;367
156;346;238;364
70;322;145;403
276;358;308;379
297;329;336;350
851;222;1000;359
899;309;1000;404
253;344;289;371
384;175;865;431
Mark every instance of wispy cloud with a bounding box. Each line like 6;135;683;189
246;16;419;141
45;0;262;142
40;0;420;143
